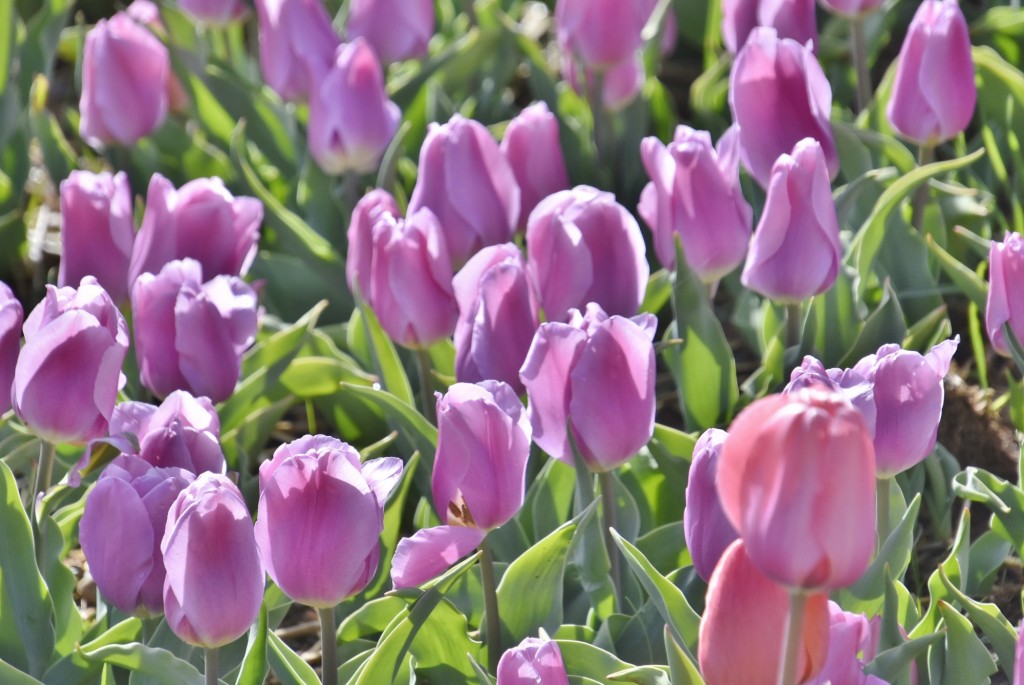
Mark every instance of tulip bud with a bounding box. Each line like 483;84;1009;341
786;355;877;429
560;44;645;113
729;28;837;187
497;637;571;685
520;303;657;472
741;138;841;303
684;429;739;581
527;187;648;322
79;456;194;616
347;0;434;64
58;171;135;303
255;0;340;102
818;0;884;18
887;0;975;146
346;189;402;299
806;601;889;685
988;232;1024;358
453;244;539;392
639;126;752;280
718;388;877;590
79;13;170;147
132;259;259;403
308;39;401;175
124;1;189;113
162;473;264;648
555;0;647;70
0;282;23;415
255;435;402;607
177;0;248;25
501;103;570;228
721;0;819;53
408;115;521;266
13;278;128;444
699;540;830;685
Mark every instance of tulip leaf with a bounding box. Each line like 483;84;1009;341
350;300;415;407
43;618;142;685
937;568;1018;681
567;498;615;622
607;664;672;685
39;513;82;656
234;605;268;685
923;234;989;309
278;356;369;397
935;602;998;685
522;458;575;542
952;468;1024;558
864;633;944;683
0;2;13;97
78;643;204;685
266;631;320;685
338;597;409;642
663;627;704;685
0;660;44;685
641;269;673;316
837;280;907;367
340;383;437;470
556;640;632;685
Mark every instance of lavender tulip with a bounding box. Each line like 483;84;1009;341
124;1;189;113
347;189;402;299
818;0;884;17
346;0;434;64
498;637;571;685
255;0;340;102
560;44;645;113
177;0;248;25
13;278;128;444
684;429;740;582
555;0;647;70
741;138;841;303
806;602;888;685
722;0;819;54
987;232;1024;357
79;456;194;616
0;282;22;415
501;103;570;228
132;259;259;403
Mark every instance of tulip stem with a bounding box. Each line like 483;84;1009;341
205;647;219;685
463;0;478;26
319;606;338;685
480;536;502;673
31;441;56;524
587;71;609;170
911;145;934;234
850;16;871;111
785;303;802;351
876;477;891;549
599;471;624;612
776;591;808;685
415;348;436;424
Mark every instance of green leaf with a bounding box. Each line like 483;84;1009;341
663;627;704;685
266;631;320;685
78;643;203;685
0;660;44;685
923;235;989;309
352;301;414;406
44;618;142;685
952;468;1024;557
556;640;632;685
234;605;268;685
607;665;672;685
0;1;14;96
865;633;943;683
837;281;907;367
936;602;998;685
938;567;1018;680
641;270;673;316
340;383;437;466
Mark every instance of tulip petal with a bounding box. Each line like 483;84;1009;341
390;525;486;589
520;323;588;463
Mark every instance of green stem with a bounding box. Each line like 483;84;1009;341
463;0;478;26
415;348;436;424
480;537;502;674
586;71;608;169
776;591;808;685
850;16;871;112
142;617;159;644
31;441;56;524
599;471;623;612
911;145;934;233
876;476;891;550
569;429;595;515
319;606;338;685
343;171;362;216
305;399;318;435
205;647;219;685
785;303;803;351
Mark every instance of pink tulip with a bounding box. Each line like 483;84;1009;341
177;0;248;25
0;282;23;415
501;102;570;228
987;232;1024;357
806;601;889;685
255;0;340;102
497;637;571;685
1014;621;1024;685
346;189;402;299
722;0;818;54
347;0;434;64
684;429;739;581
555;0;647;70
124;1;189;113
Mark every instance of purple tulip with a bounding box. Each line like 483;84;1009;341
722;0;818;54
308;39;401;175
684;429;740;582
805;602;888;685
741;138;841;303
407;115;521;266
255;435;402;607
347;189;402;299
786;355;877;428
132;259;259;403
560;43;645;113
255;0;340;102
501;102;570;229
527;186;648;321
124;1;189;113
555;0;647;70
453;244;539;393
1015;622;1024;685
177;0;248;25
347;0;434;64
0;282;23;415
58;171;135;303
497;637;571;685
988;232;1024;357
729;27;837;188
162;473;264;648
520;303;657;472
887;0;975;146
79;456;194;616
639;126;753;280
79;12;169;147
721;0;758;54
818;0;884;17
13;278;128;444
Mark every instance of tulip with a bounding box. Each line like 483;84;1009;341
346;189;402;299
560;44;645;113
718;388;877;590
786;355;877;427
255;435;402;607
132;259;259;403
887;0;975;147
741;138;841;303
497;637;571;685
683;429;740;581
988;232;1024;357
806;601;889;685
638;126;752;280
721;0;818;53
0;282;23;415
520;303;656;472
527;187;648;321
500;103;570;228
255;0;340;102
58;171;135;303
1014;622;1024;685
346;0;434;64
79;456;194;616
308;39;401;175
13;277;128;444
818;0;884;17
699;540;830;685
128;174;263;287
124;1;189;113
162;473;264;648
453;244;539;392
729;28;838;187
79;12;169;147
555;0;647;70
721;0;758;54
407;115;521;266
177;0;248;25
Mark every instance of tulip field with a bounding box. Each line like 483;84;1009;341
4;0;1024;683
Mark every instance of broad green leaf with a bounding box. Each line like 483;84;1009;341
340;383;437;464
279;356;366;397
338;597;409;642
44;618;142;685
39;514;82;656
556;640;632;685
607;665;672;685
352;301;414;406
0;1;13;96
936;602;997;685
924;235;989;309
865;633;943;683
267;631;319;685
938;568;1018;681
0;660;44;685
234;605;268;685
952;468;1024;557
522;458;575;542
641;270;673;316
837;281;906;367
78;643;203;685
663;627;704;685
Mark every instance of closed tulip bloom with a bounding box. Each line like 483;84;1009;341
528;187;648;322
741;138;841;303
1015;622;1024;685
308;39;401;175
255;435;402;607
887;0;975;146
786;355;877;429
700;540;830;685
162;473;264;648
721;0;758;54
408;115;521;266
718;388;877;590
79;456;194;616
177;0;248;25
501;103;570;228
555;0;647;70
347;0;434;64
346;189;401;299
58;171;135;303
722;0;818;54
132;259;259;403
560;45;645;113
684;429;740;581
818;0;884;18
987;232;1024;357
453;244;539;392
520;303;657;472
729;28;838;187
0;283;22;415
13;278;128;444
255;0;340;102
806;602;889;685
79;13;169;147
124;1;189;113
639;126;752;280
498;637;571;685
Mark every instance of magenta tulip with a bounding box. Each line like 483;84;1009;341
346;0;434;64
498;637;571;685
255;0;340;102
0;282;22;415
501;102;570;228
177;0;248;24
346;189;402;299
806;601;888;685
124;1;189;113
987;232;1024;357
555;0;647;70
721;0;819;53
684;429;739;582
